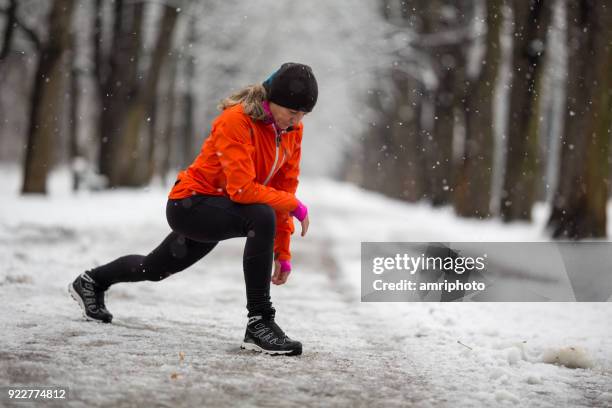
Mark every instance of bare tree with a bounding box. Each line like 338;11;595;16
0;0;43;59
21;0;75;194
418;0;469;206
453;0;503;218
500;0;550;221
68;31;80;191
360;81;397;194
385;73;426;201
357;0;426;201
158;50;178;185
179;13;197;170
547;0;612;238
95;0;145;186
113;5;180;186
93;1;180;187
0;0;17;60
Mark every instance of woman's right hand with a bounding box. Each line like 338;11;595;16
290;199;309;236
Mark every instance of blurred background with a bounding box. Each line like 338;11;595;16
0;0;610;238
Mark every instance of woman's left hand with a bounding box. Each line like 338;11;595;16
271;260;290;285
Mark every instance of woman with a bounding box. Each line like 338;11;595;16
69;62;317;356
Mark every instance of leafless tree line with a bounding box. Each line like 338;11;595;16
0;0;610;240
0;0;198;192
344;0;611;239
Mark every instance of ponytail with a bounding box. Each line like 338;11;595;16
218;84;267;121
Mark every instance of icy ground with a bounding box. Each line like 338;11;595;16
1;168;611;407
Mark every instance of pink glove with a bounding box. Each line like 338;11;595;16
279;260;291;274
290;200;308;222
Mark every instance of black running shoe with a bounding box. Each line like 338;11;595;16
241;313;302;356
68;273;113;323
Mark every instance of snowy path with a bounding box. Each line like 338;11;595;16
1;172;612;407
1;220;434;407
306;180;612;408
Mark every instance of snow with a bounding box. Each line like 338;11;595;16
1;165;611;407
542;347;595;370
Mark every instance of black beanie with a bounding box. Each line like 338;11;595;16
262;63;318;112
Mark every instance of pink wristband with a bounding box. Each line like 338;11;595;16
290;200;308;222
279;260;291;273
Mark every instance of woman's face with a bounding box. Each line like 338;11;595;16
269;102;306;130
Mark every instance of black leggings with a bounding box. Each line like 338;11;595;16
87;195;276;317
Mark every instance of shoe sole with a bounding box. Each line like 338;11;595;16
68;283;112;324
240;342;302;356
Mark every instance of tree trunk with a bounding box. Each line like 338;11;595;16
453;0;503;218
97;0;144;186
21;0;75;194
500;0;550;221
69;32;80;192
419;0;468;206
428;45;461;206
360;83;390;193
547;0;612;238
358;0;426;200
181;64;195;170
0;0;17;60
181;16;197;169
146;94;158;182
388;73;425;202
159;51;178;185
93;0;106;91
115;5;179;186
98;4;179;187
410;0;473;205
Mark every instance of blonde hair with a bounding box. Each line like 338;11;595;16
218;84;268;121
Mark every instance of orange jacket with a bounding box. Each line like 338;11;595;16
168;104;302;261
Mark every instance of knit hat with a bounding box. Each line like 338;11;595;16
262;63;318;112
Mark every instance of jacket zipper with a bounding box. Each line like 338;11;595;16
263;127;284;186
